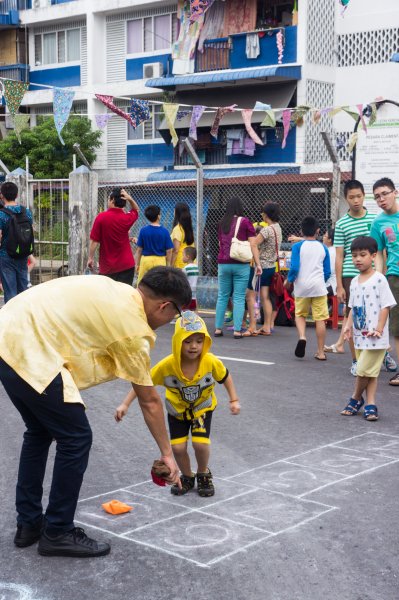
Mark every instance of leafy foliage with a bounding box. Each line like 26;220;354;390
0;117;103;178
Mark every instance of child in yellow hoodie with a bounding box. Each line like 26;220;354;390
115;311;240;497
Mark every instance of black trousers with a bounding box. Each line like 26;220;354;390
0;359;92;535
105;267;135;285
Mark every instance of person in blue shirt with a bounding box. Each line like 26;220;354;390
285;216;331;360
0;181;33;303
135;205;174;283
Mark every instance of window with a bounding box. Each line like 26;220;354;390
126;13;178;54
34;28;81;66
127;104;163;141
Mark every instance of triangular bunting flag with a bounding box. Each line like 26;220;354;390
341;106;359;121
281;109;291;149
368;103;377;127
312;110;322;124
53;88;75;145
210;104;237;139
241;109;263;145
347;132;358;153
95;94;134;127
189;105;206;140
12;114;30;144
328;106;343;118
260;110;276;128
95;114;114;129
163;103;179;147
357;104;367;133
291;105;311;127
254;101;272;111
4;80;28;116
129;99;150;129
177;110;190;121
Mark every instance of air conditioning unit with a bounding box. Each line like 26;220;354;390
32;0;51;8
143;62;164;79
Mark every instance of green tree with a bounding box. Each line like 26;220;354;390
0;116;103;178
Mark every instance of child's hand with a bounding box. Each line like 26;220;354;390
229;399;241;415
366;329;382;338
114;404;129;422
343;326;352;341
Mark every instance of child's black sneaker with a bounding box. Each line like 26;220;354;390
197;469;215;497
171;473;196;495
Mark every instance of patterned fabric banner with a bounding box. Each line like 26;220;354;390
163;103;179;147
190;0;216;22
241;109;263;145
210;104;237;139
4;80;28;116
129;99;150;129
95;94;134;127
53;88;75;145
281;109;291;149
177;110;190;121
95;114;114;129
12;114;30;144
260;110;276;128
189;105;206;140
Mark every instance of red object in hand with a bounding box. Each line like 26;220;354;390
151;471;167;486
151;459;171;487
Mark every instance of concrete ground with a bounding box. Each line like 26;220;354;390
0;316;398;600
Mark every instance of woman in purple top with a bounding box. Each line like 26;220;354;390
215;197;262;339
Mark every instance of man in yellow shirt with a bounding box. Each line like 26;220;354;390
0;266;191;558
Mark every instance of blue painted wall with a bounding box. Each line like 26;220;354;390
228;127;296;164
126;54;171;81
127;143;174;168
230;26;297;69
29;65;80;88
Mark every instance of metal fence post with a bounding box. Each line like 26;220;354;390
321;132;341;225
68;165;98;275
183;137;204;274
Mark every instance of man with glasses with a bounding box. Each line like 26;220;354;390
370;177;399;385
0;266;191;557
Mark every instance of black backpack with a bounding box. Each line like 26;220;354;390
0;206;34;259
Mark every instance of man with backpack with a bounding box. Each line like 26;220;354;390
0;182;34;303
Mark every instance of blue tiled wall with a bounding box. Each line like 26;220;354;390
230;26;297;69
127;143;174;168
29;65;80;88
126;54;171;81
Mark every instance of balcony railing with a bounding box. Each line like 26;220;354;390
0;64;29;82
195;39;231;73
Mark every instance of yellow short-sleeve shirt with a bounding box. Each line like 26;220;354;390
171;224;194;269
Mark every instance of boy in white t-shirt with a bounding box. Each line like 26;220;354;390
285;216;331;360
341;236;396;421
182;246;199;311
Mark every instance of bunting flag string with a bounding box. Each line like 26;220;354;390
129;99;150;129
53;88;75;145
163;103;180;147
241;109;263;145
95;113;114;129
12;114;30;144
281;109;291;149
95;94;134;127
189;105;206;140
4;80;28;116
210;104;237;139
357;104;368;133
260;109;276;128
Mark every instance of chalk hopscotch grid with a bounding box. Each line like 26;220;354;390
76;432;399;568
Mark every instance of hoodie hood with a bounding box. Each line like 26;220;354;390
172;311;212;379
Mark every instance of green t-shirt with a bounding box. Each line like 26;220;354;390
370;211;399;276
334;211;376;277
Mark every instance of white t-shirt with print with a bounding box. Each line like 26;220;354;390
348;272;396;350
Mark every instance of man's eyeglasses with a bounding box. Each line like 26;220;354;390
171;301;182;318
374;190;395;201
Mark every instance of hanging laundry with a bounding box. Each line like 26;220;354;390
190;0;216;23
163;103;179;147
281;109;291;149
276;30;284;64
210;104;237;138
95;114;114;129
241;109;263;145
198;1;225;52
53;88;75;145
95;94;134;127
189;105;206;140
246;33;260;59
12;114;30;145
3;80;28;116
223;0;256;36
129;99;150;129
172;2;204;74
226;129;244;156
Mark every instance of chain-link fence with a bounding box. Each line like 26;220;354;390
99;172;335;276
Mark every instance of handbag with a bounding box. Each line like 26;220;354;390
229;217;252;263
269;225;285;298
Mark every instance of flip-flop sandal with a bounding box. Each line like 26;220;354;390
295;339;306;358
324;344;345;354
314;354;327;361
214;331;223;337
242;329;258;337
255;329;272;336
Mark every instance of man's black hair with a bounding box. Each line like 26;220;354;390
301;216;319;237
262;202;280;223
350;235;377;254
326;227;335;243
0;181;18;202
183;246;197;261
372;177;396;192
144;205;161;222
344;179;365;197
139;266;192;307
110;188;126;208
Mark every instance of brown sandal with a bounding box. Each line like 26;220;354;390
242;328;258;337
255;328;272;336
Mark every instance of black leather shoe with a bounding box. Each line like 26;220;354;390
38;527;111;558
14;519;43;548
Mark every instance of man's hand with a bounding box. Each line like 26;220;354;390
87;257;95;271
337;285;346;304
160;453;181;488
121;188;139;212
